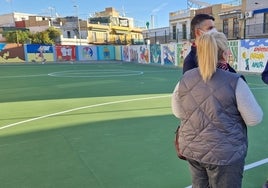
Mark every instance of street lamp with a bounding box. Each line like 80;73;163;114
48;6;55;26
74;5;82;45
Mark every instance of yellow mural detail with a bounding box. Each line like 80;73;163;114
250;52;264;60
242;52;247;59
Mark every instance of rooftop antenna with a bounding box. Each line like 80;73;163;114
6;0;14;12
121;6;126;17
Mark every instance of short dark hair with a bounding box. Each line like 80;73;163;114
190;14;215;38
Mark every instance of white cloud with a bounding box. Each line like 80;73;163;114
249;41;255;46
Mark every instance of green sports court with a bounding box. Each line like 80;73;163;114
0;61;267;188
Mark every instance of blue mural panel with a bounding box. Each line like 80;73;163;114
25;44;54;62
0;43;6;51
97;46;115;60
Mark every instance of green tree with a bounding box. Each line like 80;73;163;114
46;27;61;43
4;30;31;44
30;31;53;44
4;27;61;45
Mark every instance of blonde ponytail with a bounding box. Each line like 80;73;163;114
196;33;218;82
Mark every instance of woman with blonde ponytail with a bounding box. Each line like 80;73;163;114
171;32;263;188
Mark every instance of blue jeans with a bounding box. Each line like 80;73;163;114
187;159;245;188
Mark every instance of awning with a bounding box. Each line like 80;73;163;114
115;30;130;34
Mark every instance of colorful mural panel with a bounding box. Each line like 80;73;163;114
161;43;176;65
77;46;97;61
115;46;122;60
129;46;139;62
122;46;130;62
26;44;54;63
227;40;239;71
0;43;25;63
138;45;150;64
239;39;268;73
177;42;191;67
97;46;115;60
150;44;161;64
55;45;76;61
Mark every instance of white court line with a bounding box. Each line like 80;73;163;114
0;95;170;130
244;158;268;170
0;74;47;78
48;69;144;78
250;87;268;90
185;158;268;188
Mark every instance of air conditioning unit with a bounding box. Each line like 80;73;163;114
245;11;253;18
238;13;244;20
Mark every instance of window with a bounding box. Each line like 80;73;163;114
264;13;268;33
172;25;176;40
223;19;228;37
92;32;96;42
233;18;239;38
104;33;108;42
182;23;187;40
67;31;71;38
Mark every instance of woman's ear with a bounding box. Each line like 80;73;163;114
195;28;203;39
223;50;231;61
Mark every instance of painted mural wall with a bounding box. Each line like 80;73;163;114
138;45;150;64
228;40;239;71
161;43;177;66
114;46;122;60
128;45;150;64
0;39;267;74
97;46;115;60
122;46;130;62
77;45;97;61
239;39;268;73
25;44;54;63
150;44;161;64
129;45;139;62
0;43;25;63
55;45;76;62
177;41;191;68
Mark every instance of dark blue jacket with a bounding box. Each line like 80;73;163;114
262;61;268;84
183;45;197;74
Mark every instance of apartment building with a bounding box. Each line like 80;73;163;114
87;7;144;45
168;0;268;41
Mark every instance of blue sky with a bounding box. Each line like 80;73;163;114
0;0;239;27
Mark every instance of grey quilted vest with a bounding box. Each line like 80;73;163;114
178;68;247;165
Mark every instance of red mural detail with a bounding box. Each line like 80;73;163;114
55;45;76;61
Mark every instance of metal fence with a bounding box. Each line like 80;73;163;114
142;23;268;44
